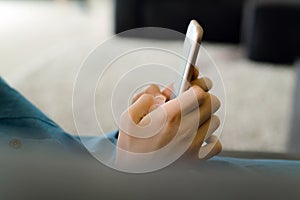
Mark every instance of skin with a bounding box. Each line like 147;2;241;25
116;68;222;166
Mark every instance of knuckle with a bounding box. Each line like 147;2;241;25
146;84;160;93
191;85;206;102
216;141;222;154
193;77;212;92
139;93;154;104
211;94;221;111
203;77;212;89
202;76;211;82
166;107;181;124
168;112;181;124
211;115;220;128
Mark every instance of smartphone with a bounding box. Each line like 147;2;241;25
171;20;203;99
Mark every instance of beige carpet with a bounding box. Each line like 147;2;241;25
0;0;296;153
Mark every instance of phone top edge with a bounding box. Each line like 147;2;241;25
187;20;203;43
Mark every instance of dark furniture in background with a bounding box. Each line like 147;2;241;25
289;59;300;154
242;1;300;64
115;0;300;64
115;0;245;43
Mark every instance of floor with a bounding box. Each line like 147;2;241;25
0;0;296;153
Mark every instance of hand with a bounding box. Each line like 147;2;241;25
116;68;221;169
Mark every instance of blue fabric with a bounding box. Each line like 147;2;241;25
209;156;300;177
1;76;300;176
0;77;84;152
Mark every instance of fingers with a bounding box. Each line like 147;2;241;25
131;67;210;105
199;94;220;125
161;83;173;101
192;66;199;81
199;136;222;160
149;95;167;112
192;66;213;92
128;94;155;124
144;84;161;95
191;77;212;92
187;115;220;156
184;92;220;132
161;67;199;101
131;84;161;104
162;85;207;118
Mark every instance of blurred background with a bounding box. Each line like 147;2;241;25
1;0;299;154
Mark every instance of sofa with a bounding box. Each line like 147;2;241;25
115;0;300;64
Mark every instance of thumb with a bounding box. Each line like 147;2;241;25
128;94;155;124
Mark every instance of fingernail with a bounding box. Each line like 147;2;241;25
154;95;166;105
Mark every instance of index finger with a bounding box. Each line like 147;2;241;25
162;85;206;118
192;66;199;81
162;66;199;101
